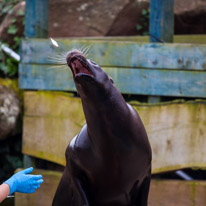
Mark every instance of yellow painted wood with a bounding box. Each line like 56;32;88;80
22;91;206;173
14;169;206;206
132;100;206;173
22;91;85;166
148;180;206;206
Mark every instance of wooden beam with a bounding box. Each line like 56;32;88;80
25;0;48;38
19;64;206;98
149;179;206;206
14;169;206;206
20;39;206;71
22;92;206;173
149;0;174;42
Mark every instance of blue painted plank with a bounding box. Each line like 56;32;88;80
19;64;75;91
25;0;48;38
25;0;36;37
149;0;174;42
20;39;206;71
19;64;206;98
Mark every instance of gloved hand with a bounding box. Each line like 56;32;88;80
4;167;43;195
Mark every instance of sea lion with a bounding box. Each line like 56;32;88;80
52;50;152;206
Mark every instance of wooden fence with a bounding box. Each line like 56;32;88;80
14;0;206;205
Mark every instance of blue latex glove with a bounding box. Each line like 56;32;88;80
4;167;43;195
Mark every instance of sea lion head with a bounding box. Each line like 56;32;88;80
66;49;114;98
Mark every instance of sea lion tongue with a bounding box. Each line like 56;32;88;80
70;58;91;76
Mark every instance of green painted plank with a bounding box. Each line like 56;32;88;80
149;0;174;42
25;0;48;38
19;64;206;98
20;39;206;71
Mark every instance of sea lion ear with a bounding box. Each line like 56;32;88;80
109;76;114;84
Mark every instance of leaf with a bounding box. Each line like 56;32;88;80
142;9;147;15
18;10;24;16
14;36;20;43
8;25;18;34
11;18;17;23
2;5;12;13
136;24;143;31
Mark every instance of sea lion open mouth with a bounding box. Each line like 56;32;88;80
66;50;94;78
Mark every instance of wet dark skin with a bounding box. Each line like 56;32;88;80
52;50;152;206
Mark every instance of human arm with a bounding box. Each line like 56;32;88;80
3;167;43;196
0;183;10;203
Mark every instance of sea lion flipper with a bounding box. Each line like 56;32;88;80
135;168;151;206
52;168;73;206
52;165;89;206
69;159;90;206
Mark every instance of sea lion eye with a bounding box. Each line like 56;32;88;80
109;76;114;84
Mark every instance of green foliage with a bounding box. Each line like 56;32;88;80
0;135;23;182
0;0;23;19
0;0;24;78
0;0;24;182
0;45;19;78
18;9;24;16
8;24;18;34
136;8;150;35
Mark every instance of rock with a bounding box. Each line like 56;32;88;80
0;1;25;46
49;0;149;37
1;0;205;40
0;85;21;141
49;0;206;37
174;0;206;34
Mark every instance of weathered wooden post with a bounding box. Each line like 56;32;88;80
148;0;174;103
25;0;48;38
149;0;174;43
23;0;49;167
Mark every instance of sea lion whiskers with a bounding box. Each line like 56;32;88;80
48;54;67;65
81;45;92;57
48;65;67;70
